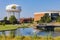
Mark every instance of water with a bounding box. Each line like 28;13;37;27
0;28;60;37
16;28;60;37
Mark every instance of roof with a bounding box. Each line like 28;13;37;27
34;10;60;14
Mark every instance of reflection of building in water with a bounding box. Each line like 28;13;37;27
34;11;60;21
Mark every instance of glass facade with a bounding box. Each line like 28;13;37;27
51;13;59;20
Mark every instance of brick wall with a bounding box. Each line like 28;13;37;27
34;13;45;21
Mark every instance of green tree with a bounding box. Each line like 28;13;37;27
4;17;7;21
0;22;2;25
3;17;7;24
30;18;34;23
56;16;60;22
39;14;51;23
9;15;17;24
36;20;40;24
2;22;5;26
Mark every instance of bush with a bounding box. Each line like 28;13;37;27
2;22;5;26
0;22;2;25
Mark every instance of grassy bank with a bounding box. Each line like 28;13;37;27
0;23;32;31
0;25;19;31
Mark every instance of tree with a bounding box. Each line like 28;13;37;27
0;22;2;25
56;16;60;22
36;20;40;24
2;22;5;26
39;14;51;23
3;17;7;24
9;15;17;24
4;17;7;21
30;18;34;23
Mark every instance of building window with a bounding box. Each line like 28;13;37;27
51;13;59;21
51;13;59;16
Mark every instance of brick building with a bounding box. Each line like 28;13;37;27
20;18;34;23
34;11;60;22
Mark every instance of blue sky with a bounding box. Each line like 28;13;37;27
0;0;60;19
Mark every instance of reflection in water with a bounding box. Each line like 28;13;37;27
0;28;60;37
5;31;10;36
16;28;60;37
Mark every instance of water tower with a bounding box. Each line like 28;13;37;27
6;4;21;21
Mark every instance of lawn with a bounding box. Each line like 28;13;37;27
0;25;20;31
0;23;32;31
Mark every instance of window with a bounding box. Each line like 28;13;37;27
51;13;59;16
51;13;59;20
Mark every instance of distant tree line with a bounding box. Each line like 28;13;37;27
0;15;19;25
0;15;34;25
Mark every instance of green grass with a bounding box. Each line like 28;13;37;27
0;23;31;31
0;25;19;31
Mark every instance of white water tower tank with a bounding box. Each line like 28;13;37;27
6;4;21;21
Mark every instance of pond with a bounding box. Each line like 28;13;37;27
0;28;60;37
16;28;60;37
